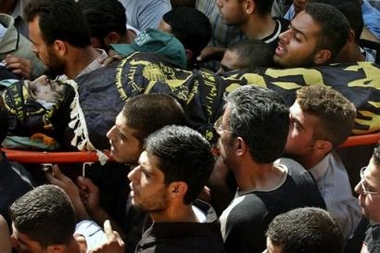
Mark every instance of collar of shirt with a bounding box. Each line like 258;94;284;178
309;153;331;181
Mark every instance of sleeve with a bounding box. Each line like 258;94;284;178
221;196;269;253
138;0;171;30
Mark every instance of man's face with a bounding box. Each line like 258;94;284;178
264;237;282;253
25;75;66;103
106;112;142;165
217;49;241;74
354;157;380;223
127;151;170;213
11;225;46;253
158;19;172;34
28;16;65;74
273;11;320;67
216;0;247;26
214;106;237;168
284;101;318;165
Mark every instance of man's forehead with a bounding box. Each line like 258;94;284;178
291;11;320;37
115;112;127;126
12;224;28;244
368;158;380;183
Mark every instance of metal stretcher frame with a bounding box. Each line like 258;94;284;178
2;133;380;164
1;149;111;164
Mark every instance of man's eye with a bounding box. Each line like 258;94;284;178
293;34;302;42
118;132;126;140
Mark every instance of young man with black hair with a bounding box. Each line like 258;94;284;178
159;7;212;69
273;3;350;67
265;207;344;253
77;0;136;51
78;126;225;253
46;94;187;252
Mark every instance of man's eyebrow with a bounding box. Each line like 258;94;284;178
290;115;305;130
289;22;307;39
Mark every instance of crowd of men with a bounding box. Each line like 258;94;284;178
0;0;380;253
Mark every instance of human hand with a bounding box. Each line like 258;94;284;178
45;165;90;219
76;176;101;214
90;220;125;253
196;46;225;63
101;49;123;67
4;54;32;79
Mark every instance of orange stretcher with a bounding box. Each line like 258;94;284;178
2;148;111;164
338;133;380;148
2;133;380;164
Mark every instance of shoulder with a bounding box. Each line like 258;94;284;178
276;157;306;175
276;158;326;208
220;194;268;225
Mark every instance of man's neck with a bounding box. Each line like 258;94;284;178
233;160;286;193
335;43;366;63
299;153;327;170
150;204;198;223
240;15;276;40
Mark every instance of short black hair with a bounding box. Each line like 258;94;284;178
266;207;344;253
10;185;76;247
144;125;215;205
304;3;351;59
77;0;127;41
226;85;289;163
163;7;212;66
122;93;186;142
239;0;275;16
228;39;274;68
24;0;91;47
309;0;363;43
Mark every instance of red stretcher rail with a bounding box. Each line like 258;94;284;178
339;133;380;148
2;148;111;164
2;133;379;164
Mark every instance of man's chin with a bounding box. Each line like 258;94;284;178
273;56;285;67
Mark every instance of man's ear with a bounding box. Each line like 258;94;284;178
246;0;255;14
169;181;188;198
236;137;247;156
313;49;332;65
313;139;333;157
104;32;122;45
53;40;67;57
46;244;66;253
185;49;193;61
347;30;355;43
